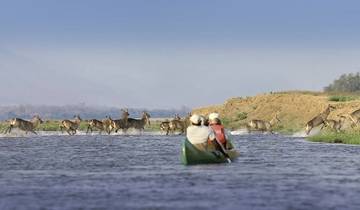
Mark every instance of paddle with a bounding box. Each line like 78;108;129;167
214;138;231;163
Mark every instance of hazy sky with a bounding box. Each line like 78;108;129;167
1;0;360;108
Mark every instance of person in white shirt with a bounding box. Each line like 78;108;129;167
186;114;216;151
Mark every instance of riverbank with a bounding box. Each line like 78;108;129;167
193;91;360;134
308;130;360;144
2;91;360;144
192;91;360;144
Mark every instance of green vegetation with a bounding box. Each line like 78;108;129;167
325;72;360;92
236;112;248;120
275;124;303;135
221;117;232;128
35;121;90;131
144;120;162;132
274;90;325;96
308;131;360;144
0;122;7;133
37;121;61;131
328;95;357;102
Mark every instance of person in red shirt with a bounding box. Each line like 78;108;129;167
208;113;228;149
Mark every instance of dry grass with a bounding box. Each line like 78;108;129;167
193;91;360;133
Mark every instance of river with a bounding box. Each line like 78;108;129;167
1;134;360;210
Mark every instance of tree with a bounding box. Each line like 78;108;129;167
324;72;360;92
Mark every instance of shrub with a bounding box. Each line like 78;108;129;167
221;117;231;127
236;112;248;120
328;95;356;102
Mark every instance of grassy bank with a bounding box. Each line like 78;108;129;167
308;131;360;144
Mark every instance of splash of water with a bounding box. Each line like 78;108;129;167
230;129;249;136
0;128;165;138
292;127;321;138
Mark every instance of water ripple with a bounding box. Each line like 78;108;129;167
0;134;360;209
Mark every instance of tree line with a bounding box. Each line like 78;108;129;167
324;72;360;93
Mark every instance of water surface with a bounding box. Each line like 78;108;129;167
1;134;360;210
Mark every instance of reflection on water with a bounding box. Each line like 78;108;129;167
1;134;360;210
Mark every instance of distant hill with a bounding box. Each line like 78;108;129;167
192;91;360;133
0;104;191;121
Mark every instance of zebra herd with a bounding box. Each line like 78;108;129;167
2;109;151;135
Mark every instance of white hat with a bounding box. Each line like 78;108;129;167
190;114;201;124
209;113;220;121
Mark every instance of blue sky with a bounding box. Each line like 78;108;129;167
1;0;360;108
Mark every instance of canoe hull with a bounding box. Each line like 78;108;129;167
181;139;239;165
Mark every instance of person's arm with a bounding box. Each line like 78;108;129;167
209;130;230;158
224;128;234;149
225;128;232;140
208;130;216;141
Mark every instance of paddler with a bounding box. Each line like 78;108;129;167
208;113;229;149
186;114;216;151
186;114;231;160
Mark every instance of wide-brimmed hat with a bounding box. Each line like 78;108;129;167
208;113;220;121
190;114;201;124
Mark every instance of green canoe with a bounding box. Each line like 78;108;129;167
181;139;240;165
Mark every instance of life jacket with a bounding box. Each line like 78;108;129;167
210;124;226;144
